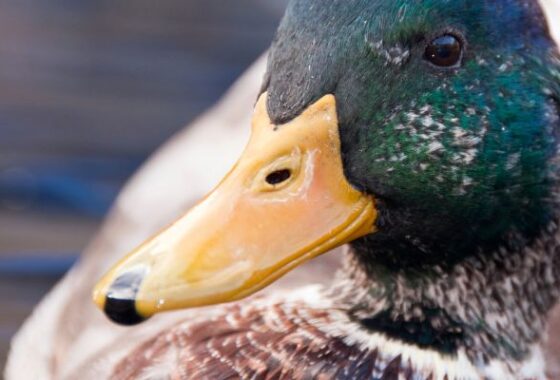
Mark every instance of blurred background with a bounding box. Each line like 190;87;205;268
0;0;287;370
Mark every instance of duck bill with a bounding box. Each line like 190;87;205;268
93;93;377;325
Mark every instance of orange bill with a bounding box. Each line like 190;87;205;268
93;93;377;325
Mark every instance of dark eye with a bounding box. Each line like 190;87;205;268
424;34;463;68
266;169;291;185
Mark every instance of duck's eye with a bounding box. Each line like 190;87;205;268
266;169;291;185
424;34;462;68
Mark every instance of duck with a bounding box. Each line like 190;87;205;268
6;0;560;379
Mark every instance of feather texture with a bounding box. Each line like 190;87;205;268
108;291;546;380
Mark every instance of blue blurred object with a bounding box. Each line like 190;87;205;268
0;157;140;217
0;255;77;277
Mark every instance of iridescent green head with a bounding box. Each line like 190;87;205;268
262;0;560;269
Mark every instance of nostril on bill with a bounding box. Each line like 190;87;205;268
104;266;149;326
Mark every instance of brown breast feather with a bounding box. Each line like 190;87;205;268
110;302;432;380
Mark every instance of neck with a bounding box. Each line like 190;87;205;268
329;222;560;365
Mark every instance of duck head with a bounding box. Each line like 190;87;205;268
264;0;560;272
94;0;560;354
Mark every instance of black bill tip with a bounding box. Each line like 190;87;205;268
103;266;149;326
104;295;147;326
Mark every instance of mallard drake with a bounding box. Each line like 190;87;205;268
86;0;560;378
7;0;560;379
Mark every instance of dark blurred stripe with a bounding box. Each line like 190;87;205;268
0;157;141;217
0;254;77;277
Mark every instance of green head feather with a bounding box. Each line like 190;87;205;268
263;0;560;269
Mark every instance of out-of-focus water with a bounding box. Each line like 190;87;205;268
0;0;287;371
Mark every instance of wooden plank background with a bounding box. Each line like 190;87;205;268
0;0;287;370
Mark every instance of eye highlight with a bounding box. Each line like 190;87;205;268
424;34;463;68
